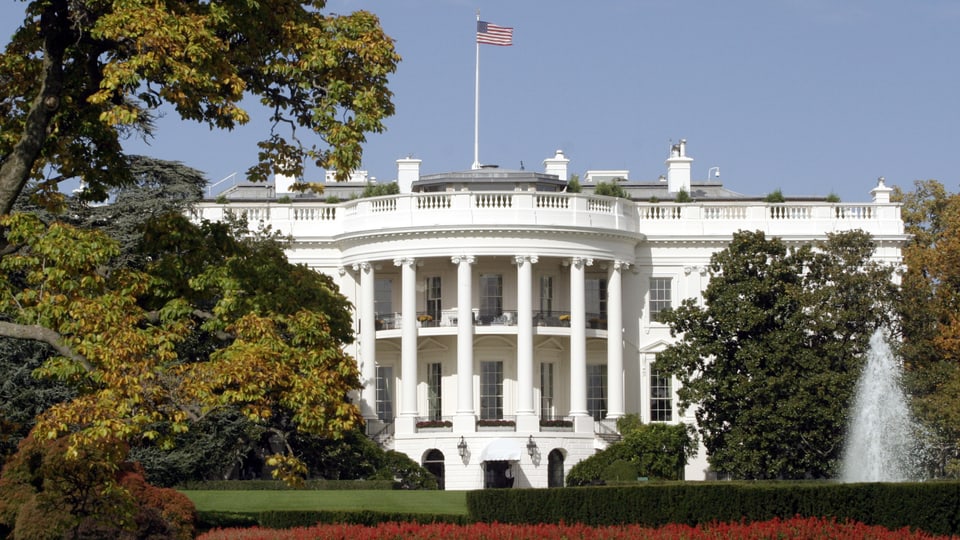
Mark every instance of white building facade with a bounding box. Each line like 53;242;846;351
191;143;905;489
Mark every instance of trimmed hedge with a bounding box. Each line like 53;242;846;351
196;510;468;531
466;482;960;535
179;479;395;490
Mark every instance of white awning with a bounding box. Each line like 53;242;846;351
480;438;523;462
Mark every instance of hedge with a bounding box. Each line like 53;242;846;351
466;482;960;535
178;479;395;490
196;510;468;531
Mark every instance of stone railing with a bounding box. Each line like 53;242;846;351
191;193;903;240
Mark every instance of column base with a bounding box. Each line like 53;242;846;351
573;415;595;433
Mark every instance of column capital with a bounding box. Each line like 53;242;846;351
569;257;593;269
451;255;476;265
393;257;416;268
351;261;372;273
513;255;539;266
612;260;632;271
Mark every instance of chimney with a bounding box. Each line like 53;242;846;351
543;149;570;181
871;176;892;203
274;171;297;195
665;139;693;194
397;157;421;194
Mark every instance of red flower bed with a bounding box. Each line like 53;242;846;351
197;517;952;540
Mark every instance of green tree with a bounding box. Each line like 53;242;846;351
360;182;400;198
657;230;894;479
566;423;695;485
0;0;399;214
593;179;629;199
894;180;960;475
566;174;582;193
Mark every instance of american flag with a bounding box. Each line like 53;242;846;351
477;21;513;46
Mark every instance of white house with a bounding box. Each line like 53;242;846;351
190;141;906;489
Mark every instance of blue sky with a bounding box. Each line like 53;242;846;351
2;1;959;201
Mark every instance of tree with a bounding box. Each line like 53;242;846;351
593;179;629;199
657;230;895;479
894;180;960;475
0;0;400;214
359;182;400;198
566;422;695;486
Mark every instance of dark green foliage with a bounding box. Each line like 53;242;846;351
371;450;439;490
764;188;786;202
593;180;629;199
657;230;895;479
567;423;695;485
466;481;960;535
826;192;841;202
180;479;395;490
255;509;468;529
360;182;400;198
566;175;582;193
615;413;643;436
675;189;693;203
0;340;75;461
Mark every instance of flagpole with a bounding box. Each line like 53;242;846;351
472;9;481;170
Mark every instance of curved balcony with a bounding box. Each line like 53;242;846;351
191;192;904;243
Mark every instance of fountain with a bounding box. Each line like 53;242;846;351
841;329;920;482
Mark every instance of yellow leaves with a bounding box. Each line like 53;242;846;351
266;453;308;488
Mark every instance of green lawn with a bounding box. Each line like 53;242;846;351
181;490;469;516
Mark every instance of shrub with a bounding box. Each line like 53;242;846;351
675;189;693;202
566;175;582;193
764;189;786;202
593;180;629;199
360;182;400;198
371;451;438;490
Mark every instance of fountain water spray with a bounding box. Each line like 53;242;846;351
841;330;920;482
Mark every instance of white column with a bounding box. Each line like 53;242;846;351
395;258;418;423
606;261;628;419
569;257;592;419
453;255;476;432
515;255;537;429
354;262;377;420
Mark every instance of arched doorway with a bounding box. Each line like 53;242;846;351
423;449;445;490
548;449;565;487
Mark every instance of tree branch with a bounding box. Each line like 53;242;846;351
0;320;93;372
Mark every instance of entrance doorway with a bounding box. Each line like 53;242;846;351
483;460;515;488
548;449;565;487
423;449;445;490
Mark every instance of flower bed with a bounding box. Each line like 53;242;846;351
198;516;952;540
415;420;452;429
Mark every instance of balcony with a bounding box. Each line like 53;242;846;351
375;310;606;332
191;192;903;242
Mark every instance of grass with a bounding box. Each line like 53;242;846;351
180;489;469;516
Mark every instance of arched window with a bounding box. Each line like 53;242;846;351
423;449;445;490
548;449;565;488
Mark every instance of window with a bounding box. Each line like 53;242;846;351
587;364;607;421
539;275;554;316
585;278;607;321
376;366;394;422
375;278;393;318
427;362;442;420
540;362;555;419
479;274;503;324
480;361;503;420
650;363;673;422
649;277;672;322
425;276;441;322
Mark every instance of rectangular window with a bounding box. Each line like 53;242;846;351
375;278;393;318
479;274;503;324
480;361;503;420
649;277;672;323
587;364;607;421
540;362;556;420
376;366;394;422
585;278;607;322
427;362;442;420
425;276;442;323
650;363;673;422
539;275;554;316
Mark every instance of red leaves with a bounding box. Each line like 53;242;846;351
197;517;950;540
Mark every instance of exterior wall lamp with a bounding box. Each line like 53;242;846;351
457;436;468;458
526;435;537;457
